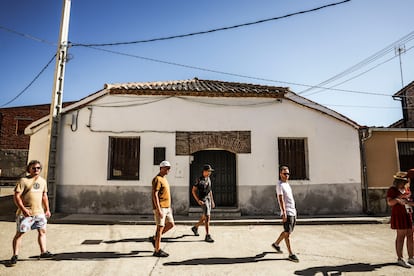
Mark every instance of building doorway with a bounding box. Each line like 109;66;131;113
189;150;237;207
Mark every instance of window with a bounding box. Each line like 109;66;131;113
153;147;166;165
108;137;140;180
16;118;32;135
397;141;414;171
278;138;308;180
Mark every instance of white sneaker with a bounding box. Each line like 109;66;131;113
398;258;412;268
408;258;414;265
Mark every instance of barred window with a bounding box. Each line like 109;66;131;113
397;141;414;171
108;137;140;180
278;138;308;180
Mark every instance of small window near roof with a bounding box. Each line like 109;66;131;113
154;147;166;165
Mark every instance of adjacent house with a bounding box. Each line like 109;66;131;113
361;81;414;214
26;78;363;216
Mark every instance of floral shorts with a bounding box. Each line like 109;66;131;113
16;214;47;233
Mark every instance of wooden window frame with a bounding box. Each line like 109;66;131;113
108;136;140;180
278;137;309;180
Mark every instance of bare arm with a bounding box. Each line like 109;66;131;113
277;194;287;222
192;186;203;205
42;192;51;217
13;192;31;217
387;196;406;207
152;189;163;217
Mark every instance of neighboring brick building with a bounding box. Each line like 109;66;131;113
0;103;73;185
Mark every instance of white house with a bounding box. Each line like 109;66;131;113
26;78;362;216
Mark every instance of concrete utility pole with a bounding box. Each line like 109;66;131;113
44;0;71;212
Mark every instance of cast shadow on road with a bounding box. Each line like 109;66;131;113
104;234;199;245
164;251;286;266
294;262;398;275
1;250;154;267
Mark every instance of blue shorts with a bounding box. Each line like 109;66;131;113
16;215;47;233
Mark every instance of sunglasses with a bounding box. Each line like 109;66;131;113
282;173;290;176
32;167;41;171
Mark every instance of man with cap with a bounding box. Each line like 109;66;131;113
191;164;215;243
151;160;175;257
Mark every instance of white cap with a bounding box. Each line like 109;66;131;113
160;160;171;167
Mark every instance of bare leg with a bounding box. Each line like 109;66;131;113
162;221;174;235
195;215;206;228
12;232;24;256
204;215;211;235
396;229;406;259
38;228;47;253
155;225;164;252
406;228;413;258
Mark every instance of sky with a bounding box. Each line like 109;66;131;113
0;0;413;127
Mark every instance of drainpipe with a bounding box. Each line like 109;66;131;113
359;127;372;214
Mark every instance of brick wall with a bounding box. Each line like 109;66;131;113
0;104;51;149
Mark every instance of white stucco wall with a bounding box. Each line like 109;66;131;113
27;94;362;215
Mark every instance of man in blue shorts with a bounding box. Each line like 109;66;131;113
10;160;53;266
271;165;299;262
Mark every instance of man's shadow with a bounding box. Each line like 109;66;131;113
164;251;285;266
104;234;197;244
294;262;398;275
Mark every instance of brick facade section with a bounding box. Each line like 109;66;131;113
0;104;51;149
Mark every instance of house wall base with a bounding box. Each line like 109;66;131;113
367;188;390;215
56;182;363;216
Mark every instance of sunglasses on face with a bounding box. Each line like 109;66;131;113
282;173;290;176
31;167;41;171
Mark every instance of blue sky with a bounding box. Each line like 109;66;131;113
1;0;413;127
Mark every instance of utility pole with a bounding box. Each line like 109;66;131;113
395;45;407;127
44;0;71;212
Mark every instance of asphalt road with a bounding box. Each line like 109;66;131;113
0;221;412;276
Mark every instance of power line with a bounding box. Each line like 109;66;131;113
80;45;392;97
305;45;414;97
299;30;414;95
72;0;351;47
0;54;56;107
0;25;56;46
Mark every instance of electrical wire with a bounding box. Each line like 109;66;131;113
81;45;392;97
0;53;56;107
71;0;351;47
0;25;56;46
299;30;414;95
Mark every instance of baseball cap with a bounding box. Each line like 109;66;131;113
160;160;171;168
203;164;214;171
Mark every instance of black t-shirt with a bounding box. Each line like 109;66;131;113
193;176;211;200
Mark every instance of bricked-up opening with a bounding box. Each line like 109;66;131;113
15;119;33;135
108;137;140;180
176;131;251;155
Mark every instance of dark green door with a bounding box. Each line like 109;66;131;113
190;150;236;207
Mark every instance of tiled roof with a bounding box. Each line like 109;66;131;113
104;78;288;98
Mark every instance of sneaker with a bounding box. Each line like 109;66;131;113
153;249;169;257
205;234;214;243
191;226;199;236
40;251;53;258
289;254;299;262
408;258;414;265
271;243;283;253
398;258;412;268
149;236;155;247
10;255;18;266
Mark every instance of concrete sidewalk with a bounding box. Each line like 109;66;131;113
49;213;390;226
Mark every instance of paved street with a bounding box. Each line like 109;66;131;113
0;220;412;276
